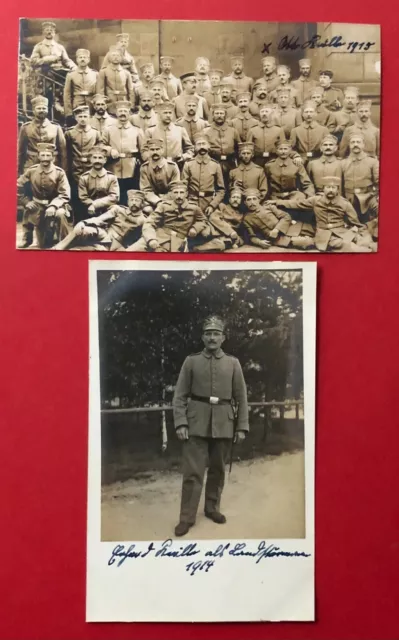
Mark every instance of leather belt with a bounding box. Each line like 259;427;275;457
193;191;214;197
33;197;50;204
191;394;231;405
119;152;138;158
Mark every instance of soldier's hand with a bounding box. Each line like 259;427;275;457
176;426;189;441
265;200;278;207
230;231;238;240
205;206;214;216
269;228;279;239
148;239;159;250
258;239;271;249
293;156;303;167
87;204;95;215
45;206;56;218
234;430;246;444
188;228;197;238
110;149;120;159
351;226;359;233
25;201;37;212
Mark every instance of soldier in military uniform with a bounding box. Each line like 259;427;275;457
334;86;360;143
63;49;98;124
225;54;253;103
90;94;116;135
96;47;134;115
249;82;272;119
256;56;280;97
175;96;207;143
272;88;302;139
102;100;145;205
139;138;180;207
317;70;344;112
18;96;67;174
195;57;211;96
341;133;379;237
247;104;286;167
145;101;194;170
173;315;248;536
289;101;330;163
231;92;258;142
135;62;156;105
339;100;380;158
218;80;240;121
291;58;318;105
230;142;268;202
203;69;224;109
308;87;337;132
193;187;245;252
30;21;76;73
77;145;120;219
174;72;209;120
127;181;207;252
101;33;139;83
55;189;146;251
269;65;300;108
130;91;158;132
17;142;71;248
243;188;295;249
181;132;225;214
204;104;240;186
159;56;182;100
307;134;342;193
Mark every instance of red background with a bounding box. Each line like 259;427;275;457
1;1;398;639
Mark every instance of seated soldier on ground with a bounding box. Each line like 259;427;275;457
191;187;245;252
54;189;148;251
243;188;294;250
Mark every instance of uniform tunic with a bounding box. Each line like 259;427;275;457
341;153;379;218
78;168;120;211
174;93;209;120
145;123;194;163
203;123;240;160
314;105;337;132
89;113;116;135
65;125;101;181
230;162;268;201
101;49;139;82
17;163;70;209
18;118;67;173
159;72;182;100
244;205;292;243
96;65;134;113
269;83;300;108
139;159;180;206
81;206;146;247
230;112;259;141
320;85;345;111
247;123;285;166
249;96;272;119
307;156;343;192
298;194;363;250
339;122;380;158
130;109;158;132
265;157;315;199
173;349;249;438
142;198;207;250
289;121;330;161
224;73;254;97
254;74;280;97
182;155;225;211
272;106;302;139
203;89;222;109
175;116;207;143
102;122;145;179
63;68;98;116
195;74;211;96
30;39;76;71
291;77;318;105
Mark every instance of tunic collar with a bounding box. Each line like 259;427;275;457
89;168;107;178
202;348;225;359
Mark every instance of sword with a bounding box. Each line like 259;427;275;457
228;402;239;475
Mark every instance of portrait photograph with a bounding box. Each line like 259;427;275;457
87;260;316;622
17;19;380;254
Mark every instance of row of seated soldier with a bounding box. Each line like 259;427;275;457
17;21;379;251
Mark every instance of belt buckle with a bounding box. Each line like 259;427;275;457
82;157;88;162
221;155;227;160
355;188;361;194
114;91;121;95
119;153;126;158
263;151;269;157
80;91;89;96
209;396;219;405
199;191;205;197
306;152;313;157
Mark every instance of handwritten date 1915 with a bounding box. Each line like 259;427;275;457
272;34;376;54
186;560;215;576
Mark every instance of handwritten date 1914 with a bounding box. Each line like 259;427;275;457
186;560;215;576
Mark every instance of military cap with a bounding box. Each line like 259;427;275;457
73;105;90;115
276;139;292;148
157;101;174;111
127;189;145;201
319;69;333;78
139;90;153;100
108;45;122;54
275;87;291;95
115;100;132;110
238;141;254;152
31;96;48;108
258;103;275;112
42;21;56;29
277;64;290;74
236;91;251;101
91;94;109;104
146;138;164;149
358;99;372;108
203;315;225;332
262;56;276;64
253;80;268;91
116;33;129;39
230;54;244;62
209;68;224;78
298;58;311;66
321;176;341;187
244;188;261;198
149;78;165;88
348;131;365;142
184;94;200;104
170;181;188;190
37;142;56;152
140;61;154;71
160;55;174;63
220;79;233;89
230;186;243;196
76;49;90;57
321;134;338;145
195;56;210;65
310;86;324;96
344;85;359;95
180;71;196;82
193;132;209;144
302;100;317;110
89;145;108;157
210;103;228;112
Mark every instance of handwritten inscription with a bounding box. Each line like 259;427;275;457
262;34;376;54
108;539;311;576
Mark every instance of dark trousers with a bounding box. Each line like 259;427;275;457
179;436;231;524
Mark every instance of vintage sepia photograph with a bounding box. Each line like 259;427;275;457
17;19;380;253
87;260;316;622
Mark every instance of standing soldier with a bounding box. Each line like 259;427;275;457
203;69;224;110
17;142;71;248
159;56;182;100
204;104;240;186
149;78;169;114
317;70;344;112
130;91;159;132
96;47;134;115
339;100;380;158
102;100;145;205
334;86;360;143
135;62;156;105
90;94;116;135
18;96;67;174
65;105;102;200
291;58;318;105
195;57;211;96
307;134;342;193
174;72;209;120
63;49;98;124
218;80;240;120
78;145;120;219
269;65;300;108
247;104;286;167
173;315;248;537
175;96;207;144
139;138;180;208
289;101;330;163
127;182;208;252
182;132;225;215
231;92;258;142
145;101;194;171
249;82;272;119
101;33;139;83
255;56;280;97
272;88;302;139
225;54;253;102
308;87;337;132
230;142;268;202
30;21;76;73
